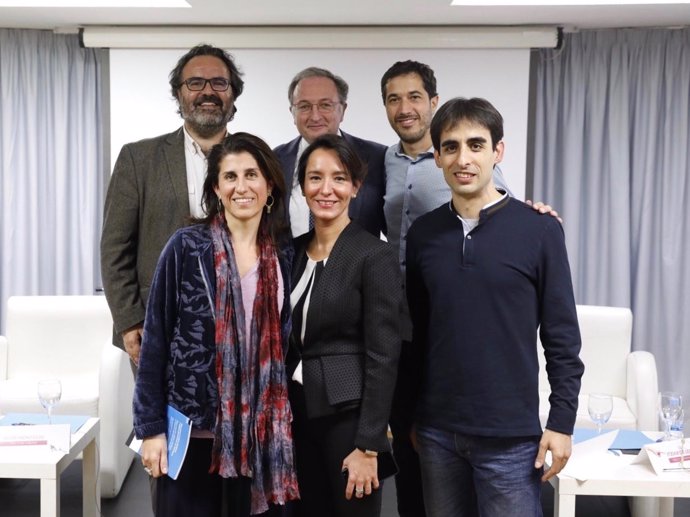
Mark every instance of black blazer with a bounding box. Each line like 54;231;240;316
273;131;387;238
288;222;403;452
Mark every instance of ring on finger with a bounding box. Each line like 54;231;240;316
355;487;364;496
143;466;152;476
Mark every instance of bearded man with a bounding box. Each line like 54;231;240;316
101;44;243;369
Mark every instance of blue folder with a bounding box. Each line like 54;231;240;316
0;413;89;434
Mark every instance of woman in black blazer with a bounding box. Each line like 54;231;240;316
287;134;403;517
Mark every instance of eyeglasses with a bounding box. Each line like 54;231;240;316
291;101;340;114
181;77;231;92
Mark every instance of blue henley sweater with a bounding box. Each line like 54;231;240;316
406;196;584;437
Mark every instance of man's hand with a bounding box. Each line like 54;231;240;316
141;433;168;478
122;324;144;365
535;429;572;482
525;200;563;224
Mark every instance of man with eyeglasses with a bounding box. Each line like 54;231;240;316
101;43;242;387
101;44;243;513
274;67;387;237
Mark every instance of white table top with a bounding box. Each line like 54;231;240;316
556;430;690;498
0;417;99;479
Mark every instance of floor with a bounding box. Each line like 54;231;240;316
1;461;689;517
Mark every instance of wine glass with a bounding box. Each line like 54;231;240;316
659;391;683;440
588;393;613;434
37;379;62;425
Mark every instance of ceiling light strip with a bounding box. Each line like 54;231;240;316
451;0;690;4
80;25;559;49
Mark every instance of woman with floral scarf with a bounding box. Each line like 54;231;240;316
133;133;299;516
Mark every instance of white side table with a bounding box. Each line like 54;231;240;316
550;430;690;517
0;417;100;517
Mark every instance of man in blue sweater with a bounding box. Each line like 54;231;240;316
405;97;584;517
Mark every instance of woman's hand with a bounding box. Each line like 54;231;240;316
141;433;168;478
342;448;379;500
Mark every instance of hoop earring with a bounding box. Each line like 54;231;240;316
265;194;275;214
217;197;223;213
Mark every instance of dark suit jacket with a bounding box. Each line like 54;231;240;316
288;222;403;452
100;127;191;349
273;131;387;237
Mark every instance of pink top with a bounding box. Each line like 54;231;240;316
192;257;284;439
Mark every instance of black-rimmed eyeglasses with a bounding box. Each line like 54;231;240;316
181;77;231;92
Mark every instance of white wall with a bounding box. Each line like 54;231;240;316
110;48;530;199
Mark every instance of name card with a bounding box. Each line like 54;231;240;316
0;424;71;452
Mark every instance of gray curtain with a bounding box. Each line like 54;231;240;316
532;28;690;410
0;29;104;332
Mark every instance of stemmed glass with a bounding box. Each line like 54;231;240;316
588;393;613;434
37;379;62;425
659;391;683;440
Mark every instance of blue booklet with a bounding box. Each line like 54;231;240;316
573;428;600;444
572;427;655;454
0;413;89;434
126;405;192;480
165;405;192;480
608;429;654;454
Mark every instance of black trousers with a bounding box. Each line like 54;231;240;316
289;382;383;517
389;340;427;517
155;438;288;517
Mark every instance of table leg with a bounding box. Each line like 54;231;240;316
659;497;675;517
40;477;60;517
82;437;100;517
556;494;576;517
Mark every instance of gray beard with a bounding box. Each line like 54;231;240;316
184;111;231;139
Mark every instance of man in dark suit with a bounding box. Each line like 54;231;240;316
273;67;387;238
100;44;244;368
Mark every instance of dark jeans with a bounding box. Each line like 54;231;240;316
390;422;426;517
416;426;543;517
389;339;426;517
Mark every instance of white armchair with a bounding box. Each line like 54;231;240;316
0;295;135;498
538;304;658;432
538;304;662;517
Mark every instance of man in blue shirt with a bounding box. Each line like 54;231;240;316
381;60;512;517
405;97;584;517
382;61;512;275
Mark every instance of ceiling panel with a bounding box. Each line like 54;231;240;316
1;0;690;31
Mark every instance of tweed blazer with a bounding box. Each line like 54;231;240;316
273;131;387;238
288;222;403;452
100;127;190;349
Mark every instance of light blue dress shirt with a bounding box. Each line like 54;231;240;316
383;142;513;271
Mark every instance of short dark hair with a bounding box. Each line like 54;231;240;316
380;60;438;104
296;134;367;189
287;67;349;104
430;97;504;152
169;44;245;114
199;132;289;245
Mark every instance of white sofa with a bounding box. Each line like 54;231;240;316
538;304;658;432
0;295;135;498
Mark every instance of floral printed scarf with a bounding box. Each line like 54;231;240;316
209;213;299;514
